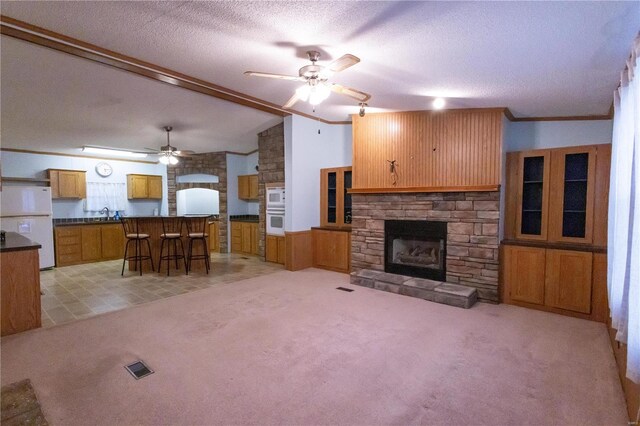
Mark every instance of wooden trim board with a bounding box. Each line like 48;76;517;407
349;185;500;194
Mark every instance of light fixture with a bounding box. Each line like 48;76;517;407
82;146;148;158
359;102;367;117
296;81;331;106
433;97;446;110
158;153;179;165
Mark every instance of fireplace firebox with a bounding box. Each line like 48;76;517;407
384;220;446;281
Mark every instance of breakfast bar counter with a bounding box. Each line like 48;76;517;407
123;215;218;273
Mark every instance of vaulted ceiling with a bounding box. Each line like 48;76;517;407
1;1;638;154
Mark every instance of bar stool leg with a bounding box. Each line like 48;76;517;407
158;237;165;274
178;238;188;274
122;239;132;276
146;238;155;272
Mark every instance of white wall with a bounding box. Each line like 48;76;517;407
504;120;612;152
0;151;168;218
284;114;352;231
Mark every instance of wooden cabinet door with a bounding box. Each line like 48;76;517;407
503;245;546;305
128;175;148;199
277;236;286;264
312;230;350;273
548;146;597;244
248;175;259;199
250;223;259;255
209;222;219;253
231;222;243;253
48;170;60;198
515;150;551;240
59;171;83;198
241;223;252;253
147;176;163;199
265;235;278;262
81;226;102;261
544;249;593;314
238;176;249;199
101;224;124;259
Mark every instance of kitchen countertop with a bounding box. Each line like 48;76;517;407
0;232;42;253
54;215;220;227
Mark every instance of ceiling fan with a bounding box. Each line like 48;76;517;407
244;50;371;109
145;126;194;165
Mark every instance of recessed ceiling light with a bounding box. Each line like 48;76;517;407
433;98;446;110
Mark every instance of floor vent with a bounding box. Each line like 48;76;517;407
125;360;154;380
336;287;354;292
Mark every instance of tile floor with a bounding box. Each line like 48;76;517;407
40;253;284;327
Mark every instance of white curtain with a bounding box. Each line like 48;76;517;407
84;182;127;212
608;33;639;383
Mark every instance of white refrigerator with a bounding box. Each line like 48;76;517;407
0;186;55;269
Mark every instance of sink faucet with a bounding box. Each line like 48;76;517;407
100;207;110;221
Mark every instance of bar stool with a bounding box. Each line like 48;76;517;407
185;215;211;274
158;217;187;276
121;217;154;276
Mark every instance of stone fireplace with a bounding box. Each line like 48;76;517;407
351;192;500;302
385;220;446;281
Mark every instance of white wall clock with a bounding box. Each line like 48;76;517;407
95;162;113;177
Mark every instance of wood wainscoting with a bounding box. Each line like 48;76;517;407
351;109;503;191
609;325;640;422
284;230;313;271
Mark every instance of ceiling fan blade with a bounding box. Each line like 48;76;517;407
143;147;161;153
175;150;195;157
331;84;371;102
327;54;360;72
283;93;300;109
244;71;305;81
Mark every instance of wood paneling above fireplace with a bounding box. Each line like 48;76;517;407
351;109;503;192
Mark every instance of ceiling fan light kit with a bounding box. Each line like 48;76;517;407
145;126;195;165
245;50;371;112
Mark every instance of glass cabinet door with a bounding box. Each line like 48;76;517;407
549;147;596;243
516;151;550;240
320;167;353;228
343;170;352;224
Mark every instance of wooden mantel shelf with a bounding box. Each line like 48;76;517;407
348;185;500;194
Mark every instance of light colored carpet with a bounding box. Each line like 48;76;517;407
0;268;627;425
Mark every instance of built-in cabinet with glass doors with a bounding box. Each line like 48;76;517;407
503;143;610;323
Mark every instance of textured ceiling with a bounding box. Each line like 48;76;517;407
0;37;282;155
0;1;638;155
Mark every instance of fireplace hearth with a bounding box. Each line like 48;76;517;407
385;220;446;281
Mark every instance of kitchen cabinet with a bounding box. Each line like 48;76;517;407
127;174;163;199
266;235;285;264
312;228;351;273
55;223;124;266
1;235;41;336
544;249;593;314
208;221;219;253
230;221;259;255
48;169;86;199
238;174;259;200
320;166;352;228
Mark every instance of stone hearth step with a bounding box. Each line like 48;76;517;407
350;269;477;309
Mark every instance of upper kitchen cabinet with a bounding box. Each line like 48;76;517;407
127;174;162;199
320;166;352;227
48;169;86;199
351;109;503;192
238;174;259;200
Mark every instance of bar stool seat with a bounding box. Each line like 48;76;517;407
121;218;154;276
158;217;187;276
185;215;212;274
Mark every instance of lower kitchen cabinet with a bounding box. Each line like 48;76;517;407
266;235;285;264
230;222;258;255
55;224;124;267
208;221;219;253
502;244;602;320
312;228;351;273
